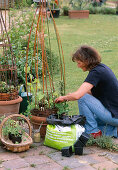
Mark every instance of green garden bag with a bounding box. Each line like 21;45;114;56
44;124;85;151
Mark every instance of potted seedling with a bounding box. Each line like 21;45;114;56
0;81;13;101
2;118;25;144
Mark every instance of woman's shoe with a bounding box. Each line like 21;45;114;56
90;130;102;139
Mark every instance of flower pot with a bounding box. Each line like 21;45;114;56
30;113;47;138
74;147;83;155
79;132;90;146
69;10;89;19
9;132;22;144
0;96;22;116
30;107;58;137
74;139;85;147
61;146;73;157
51;9;60;18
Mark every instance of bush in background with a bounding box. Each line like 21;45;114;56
62;6;69;16
88;5;116;14
14;0;34;8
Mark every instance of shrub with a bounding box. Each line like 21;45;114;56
62;6;69;16
14;0;34;8
88;6;101;14
88;5;116;15
101;7;116;14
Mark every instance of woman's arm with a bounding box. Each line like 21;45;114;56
55;82;93;103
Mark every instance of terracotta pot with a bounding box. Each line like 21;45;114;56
30;114;47;138
69;10;89;19
0;96;22;116
31;107;58;117
30;107;58;138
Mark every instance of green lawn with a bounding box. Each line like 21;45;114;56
48;14;118;115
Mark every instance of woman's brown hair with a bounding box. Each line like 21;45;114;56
72;45;101;70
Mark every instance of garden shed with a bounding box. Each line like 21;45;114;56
0;0;14;9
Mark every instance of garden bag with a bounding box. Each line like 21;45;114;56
46;114;86;126
44;124;85;151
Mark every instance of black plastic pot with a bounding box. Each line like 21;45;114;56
116;11;118;15
61;146;73;157
79;132;90;146
9;133;22;144
51;9;60;18
74;147;83;155
74;139;85;147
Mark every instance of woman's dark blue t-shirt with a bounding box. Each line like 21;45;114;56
84;63;118;118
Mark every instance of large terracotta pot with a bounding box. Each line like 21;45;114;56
30;108;58;138
30;114;47;138
69;10;89;19
0;96;22;116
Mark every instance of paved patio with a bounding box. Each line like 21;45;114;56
0;138;118;170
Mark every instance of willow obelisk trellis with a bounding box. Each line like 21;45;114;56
25;0;65;134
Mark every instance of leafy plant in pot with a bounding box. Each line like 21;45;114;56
0;81;16;101
68;0;91;19
2;118;25;144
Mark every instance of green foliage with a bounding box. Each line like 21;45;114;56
88;5;116;14
30;164;36;168
55;102;69;118
0;81;14;93
2;118;25;138
50;0;59;9
7;9;59;84
62;6;70;16
69;0;91;10
87;136;118;151
63;166;70;170
14;0;33;8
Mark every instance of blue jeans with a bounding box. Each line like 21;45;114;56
78;94;118;137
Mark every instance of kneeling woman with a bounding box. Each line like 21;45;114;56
55;45;118;138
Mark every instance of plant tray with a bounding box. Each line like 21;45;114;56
0;114;33;152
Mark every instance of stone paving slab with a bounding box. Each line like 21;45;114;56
0;139;118;170
2;158;29;169
92;160;118;170
21;162;63;170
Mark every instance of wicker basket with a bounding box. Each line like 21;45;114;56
0;114;33;152
0;90;18;101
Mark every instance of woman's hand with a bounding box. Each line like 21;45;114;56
55;96;65;103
